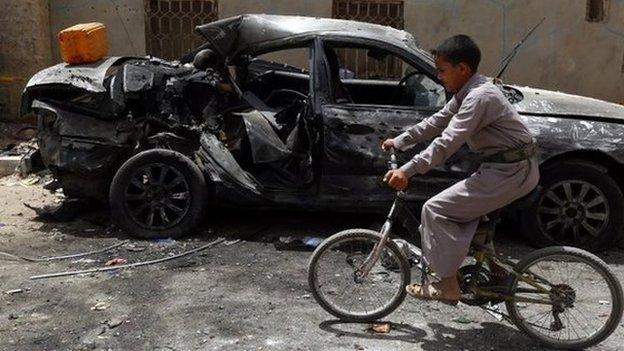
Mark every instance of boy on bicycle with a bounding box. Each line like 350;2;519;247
382;35;539;304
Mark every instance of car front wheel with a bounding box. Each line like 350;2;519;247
109;149;208;239
520;160;624;251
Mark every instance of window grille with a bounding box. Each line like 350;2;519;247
332;0;405;79
145;0;218;60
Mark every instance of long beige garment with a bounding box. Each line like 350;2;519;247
393;73;540;277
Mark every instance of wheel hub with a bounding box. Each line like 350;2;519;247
562;202;584;221
125;164;191;230
146;185;167;203
550;283;576;308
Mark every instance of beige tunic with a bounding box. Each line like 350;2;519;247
393;73;540;277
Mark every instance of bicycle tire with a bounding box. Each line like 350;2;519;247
307;229;411;322
505;246;623;349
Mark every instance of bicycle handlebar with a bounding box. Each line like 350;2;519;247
388;147;398;170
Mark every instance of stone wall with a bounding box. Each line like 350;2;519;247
0;0;52;122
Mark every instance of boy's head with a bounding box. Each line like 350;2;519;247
431;35;481;93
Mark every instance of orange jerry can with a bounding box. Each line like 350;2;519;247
58;23;108;65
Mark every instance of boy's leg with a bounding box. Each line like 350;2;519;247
412;161;538;301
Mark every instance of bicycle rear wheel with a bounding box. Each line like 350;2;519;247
307;229;411;322
505;246;623;349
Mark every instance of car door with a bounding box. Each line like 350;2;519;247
315;40;480;209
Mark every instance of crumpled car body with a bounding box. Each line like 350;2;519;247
21;14;624;249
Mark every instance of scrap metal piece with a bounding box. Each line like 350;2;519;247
29;237;228;280
0;240;128;262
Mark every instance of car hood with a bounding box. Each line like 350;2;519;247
24;56;129;93
512;85;624;120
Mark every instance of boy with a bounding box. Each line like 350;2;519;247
382;35;539;304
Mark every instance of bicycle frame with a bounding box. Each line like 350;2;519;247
469;247;556;305
356;150;557;307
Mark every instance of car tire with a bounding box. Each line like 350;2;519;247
109;149;207;239
520;160;624;251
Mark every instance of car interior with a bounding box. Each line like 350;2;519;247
322;43;446;108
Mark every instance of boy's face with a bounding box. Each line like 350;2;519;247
434;55;473;93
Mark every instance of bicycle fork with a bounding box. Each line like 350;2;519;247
354;201;397;282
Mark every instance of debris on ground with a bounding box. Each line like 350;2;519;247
24;198;92;222
125;243;147;252
105;318;123;329
153;238;177;247
20;175;40;186
0;240;127;262
71;258;97;264
91;302;110;311
104;258;128;266
0;136;44;177
368;322;391;334
274;236;323;251
5;289;23;295
452;315;474;324
29;238;235;280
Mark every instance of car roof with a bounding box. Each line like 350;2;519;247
195;14;430;61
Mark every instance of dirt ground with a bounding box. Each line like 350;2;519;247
1;176;623;351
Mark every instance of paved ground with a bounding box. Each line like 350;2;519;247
0;176;623;351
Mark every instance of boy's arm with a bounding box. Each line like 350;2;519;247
399;93;486;177
393;97;459;151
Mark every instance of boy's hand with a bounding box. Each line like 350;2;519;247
383;169;408;191
381;138;395;152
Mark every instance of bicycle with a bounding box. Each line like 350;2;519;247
307;149;623;349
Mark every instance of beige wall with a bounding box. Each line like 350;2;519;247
48;0;146;63
0;0;52;121
405;0;624;104
219;0;331;18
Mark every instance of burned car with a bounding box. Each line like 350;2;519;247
21;14;624;250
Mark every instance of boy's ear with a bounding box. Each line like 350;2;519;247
457;62;472;75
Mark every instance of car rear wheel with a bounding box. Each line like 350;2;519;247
520;160;624;251
109;149;207;239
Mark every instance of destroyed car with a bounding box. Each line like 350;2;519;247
21;14;624;251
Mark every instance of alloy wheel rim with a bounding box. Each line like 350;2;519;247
124;163;191;230
537;180;609;243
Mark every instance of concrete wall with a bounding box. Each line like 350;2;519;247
49;0;146;63
405;0;624;105
219;0;331;19
0;0;52;122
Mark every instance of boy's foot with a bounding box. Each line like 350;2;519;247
405;283;460;306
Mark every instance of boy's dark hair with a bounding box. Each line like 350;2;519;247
431;35;481;72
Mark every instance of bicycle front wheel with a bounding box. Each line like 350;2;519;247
505;246;623;349
307;229;411;322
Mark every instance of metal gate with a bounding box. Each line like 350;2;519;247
144;0;218;60
332;0;405;79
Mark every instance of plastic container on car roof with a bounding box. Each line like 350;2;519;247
58;23;108;65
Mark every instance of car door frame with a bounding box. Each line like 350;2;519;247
312;35;475;208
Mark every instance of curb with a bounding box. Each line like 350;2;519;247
0;155;21;177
